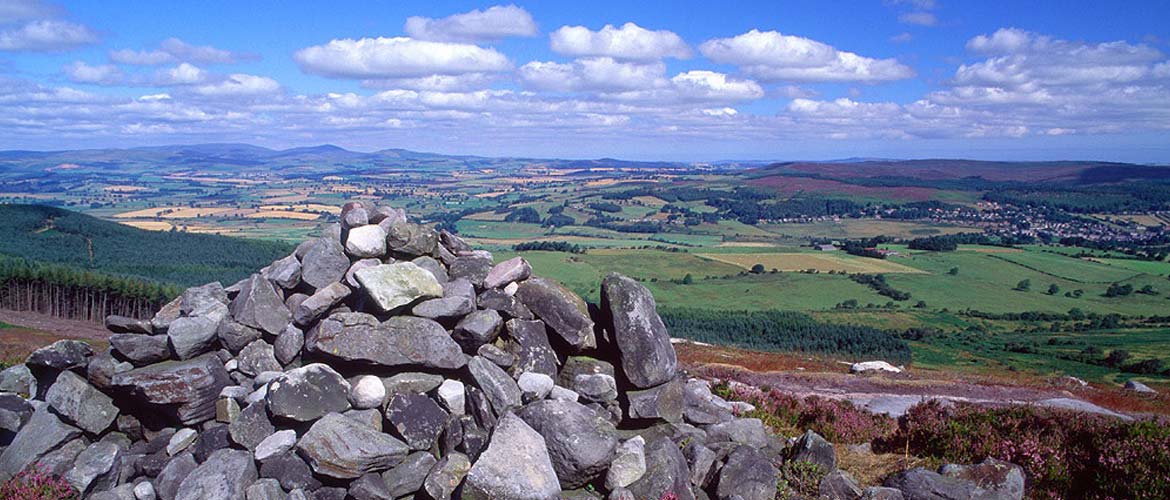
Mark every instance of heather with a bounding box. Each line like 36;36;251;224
0;466;76;500
881;400;1170;499
712;379;896;444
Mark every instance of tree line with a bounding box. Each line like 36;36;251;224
0;256;180;321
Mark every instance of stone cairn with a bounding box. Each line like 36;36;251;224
0;201;788;500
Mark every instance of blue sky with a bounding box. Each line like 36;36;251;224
1;0;1169;162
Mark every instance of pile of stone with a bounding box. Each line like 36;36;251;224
0;202;785;500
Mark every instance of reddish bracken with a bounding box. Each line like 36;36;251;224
0;465;77;500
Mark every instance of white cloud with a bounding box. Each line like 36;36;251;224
0;20;98;52
890;32;913;44
361;73;498;92
669;70;764;102
699;30;914;82
550;22;691;61
109;48;176;65
194;74;280;96
898;12;937;26
64;61;123;85
519;57;665;92
157;63;209;85
404;5;537;43
0;0;55;23
294;37;511;78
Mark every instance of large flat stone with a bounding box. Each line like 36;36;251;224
297;413;410;479
355;262;443;312
111;354;231;425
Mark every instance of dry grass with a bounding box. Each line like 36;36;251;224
258;203;340;214
632;195;668;207
675;342;843;373
697;252;926;274
118;220;174;231
102;185;150;192
836;446;941;488
247;210;321;220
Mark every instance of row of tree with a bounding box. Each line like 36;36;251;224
0;256;179;322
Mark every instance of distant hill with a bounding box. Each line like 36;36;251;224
752;159;1170;184
0;204;293;287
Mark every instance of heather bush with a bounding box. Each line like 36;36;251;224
883;400;1170;499
713;381;895;444
0;466;77;500
775;460;826;499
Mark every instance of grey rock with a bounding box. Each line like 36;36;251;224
505;319;558;378
411;256;448;284
627;436;695;500
386;393;448;450
85;351;125;390
342;202;370;228
789;429;835;472
453;309;503;351
938;457;1025;500
484;256;532;289
46;369;119;434
26;339;94;371
180;282;228;316
217;320;263;354
382;451;437;498
478;343;517;368
255;429;297;461
0;393;32;433
411;294;475;319
301;237;350;289
424;452;471;500
345;408;384;432
706;418;771;449
348;473;393;500
346;258;383;288
312;487;347;500
384;221;437;257
110;334;171;366
1125;379;1157;394
151;296;183;334
216;397;241;423
448;254;494;288
518;399;620;489
467;356;522;414
683;379;735;425
168;315;222;360
237;340;281;376
135;481;157;500
463;413;560;500
627;378;684;423
260;451;321;492
863;486;906;499
105;315;153;334
308;313;466;369
821;470;864;500
609;488;636;500
559;357;615;388
439;230;472;254
550;385;580;402
884;468;980;500
174;449;257;500
65;441;123;496
682;442;717;488
518;372;554;402
155;452;198;500
0;364;35;396
296;282;352;326
516;277;596;351
90;484;136;500
229;402;275;450
607;436;647;490
382;372;444;402
166;428;197;456
345;224;388;258
601;273;678;388
297;412;410;479
478;288;534;320
574;373;618;403
265;254;302;290
246;478;287;500
266;363;351;422
191;424;231;463
356;262;443;312
111;354;231;425
231;274;291;336
36;436;88;477
274;324;304;365
371;205;406;225
716;445;777;500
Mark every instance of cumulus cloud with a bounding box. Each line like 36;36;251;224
0;20;98;52
110;38;249;65
519;57;666;92
699;30;914;82
404;5;537;43
294;37;511;79
550;22;691;61
157;63;209;85
361;73;499;92
64;61;123;85
194;74;280;96
0;0;56;22
109;48;175;65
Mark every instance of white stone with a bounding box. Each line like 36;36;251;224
349;375;386;410
167;428;198;456
254;429;297;461
223;359;238;372
134;481;156;500
246;385;268;405
850;361;903;374
436;379;466;415
549;385;579;402
355;262;443;312
484;257;532;289
503;282;519;296
517;372;554;402
345;224;388;258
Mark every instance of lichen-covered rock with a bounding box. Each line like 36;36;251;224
716;445;777;500
110;334;170;366
174;448;257;500
65;441;123;497
484;256;532;289
46;370;119;434
301;237;350;289
382;451;437;498
517;399;620;489
386;393;448;450
789;429;836;472
111;354;231;425
463;413;561;500
516;277;596;351
467;356;522;414
0;408;81;481
600;273;678;388
265;363;351;422
627;437;695;500
938;457;1025;500
505;319;558;378
424;452;471;500
308;313;466;369
297;413;410;479
356;262;443;312
230;274;291;335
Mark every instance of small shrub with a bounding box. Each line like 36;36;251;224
713;380;895;444
0;466;77;500
775;460;826;499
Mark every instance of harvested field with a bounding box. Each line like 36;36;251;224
697;252;926;274
259;203;340;214
119;220;174;231
247;210;322;220
103;185;150;192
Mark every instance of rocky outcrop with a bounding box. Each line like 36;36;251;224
0;201;1020;500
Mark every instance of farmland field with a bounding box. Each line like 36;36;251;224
988;251;1142;283
696;252;926;273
